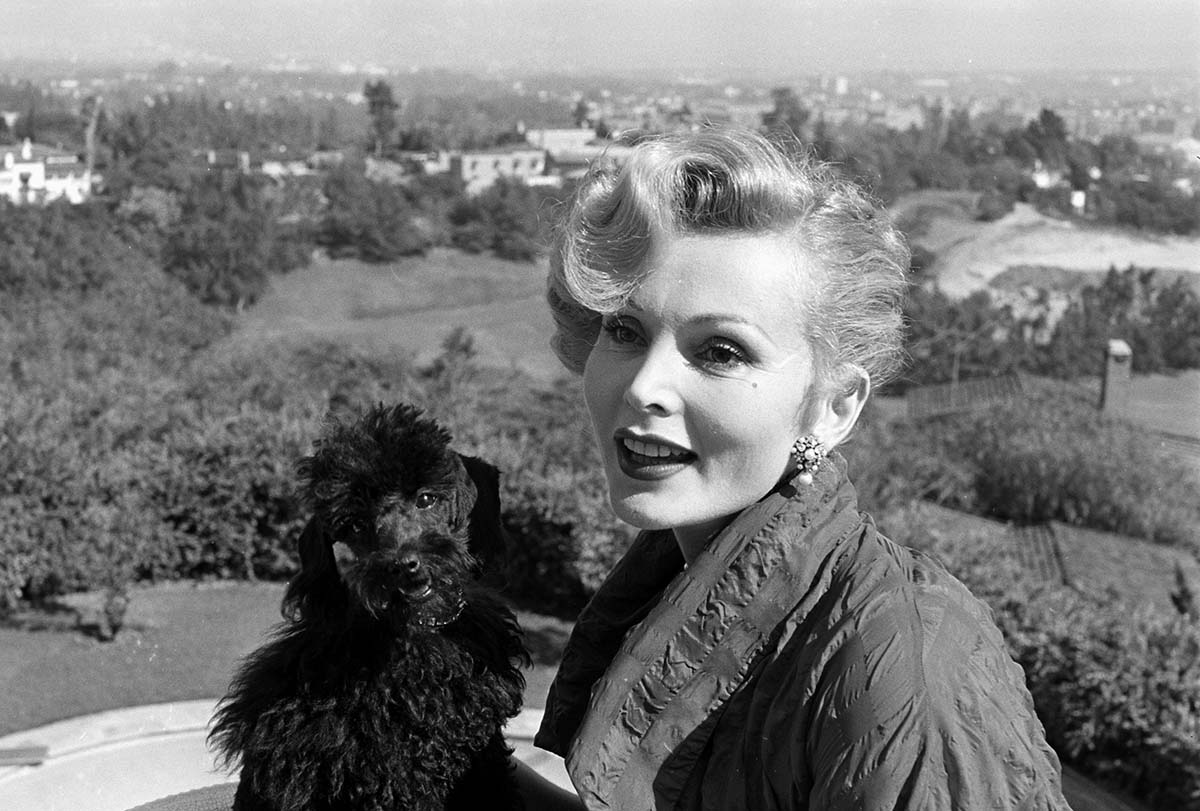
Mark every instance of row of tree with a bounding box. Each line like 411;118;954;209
1;77;554;166
898;264;1200;390
10;77;1200;381
760;90;1200;235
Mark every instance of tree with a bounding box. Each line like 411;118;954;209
1003;129;1039;168
1097;134;1141;174
319;163;430;261
919;99;947;154
941;108;976;162
1025;108;1070;171
316;105;342;150
1151;278;1200;368
447;178;543;261
572;98;596;129
761;87;809;143
1036;265;1200;376
910;152;969;190
810;115;839;163
161;172;308;309
164;174;272;308
13;95;37;142
975;188;1015;221
901;287;1025;388
364;80;399;157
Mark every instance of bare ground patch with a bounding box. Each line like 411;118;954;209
927;203;1200;298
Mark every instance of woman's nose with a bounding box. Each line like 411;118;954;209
623;343;683;415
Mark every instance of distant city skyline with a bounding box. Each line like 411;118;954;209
1;0;1197;77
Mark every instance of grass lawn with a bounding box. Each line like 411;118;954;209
0;581;567;740
232;248;563;381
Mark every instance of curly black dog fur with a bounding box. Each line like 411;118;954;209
210;403;529;811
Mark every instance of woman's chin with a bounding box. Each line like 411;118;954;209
607;493;678;533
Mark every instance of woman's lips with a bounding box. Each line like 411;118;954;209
615;436;696;480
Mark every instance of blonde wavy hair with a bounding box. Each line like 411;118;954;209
546;127;910;391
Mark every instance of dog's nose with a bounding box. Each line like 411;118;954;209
399;553;422;574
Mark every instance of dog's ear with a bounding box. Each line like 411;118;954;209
456;454;509;573
281;516;346;622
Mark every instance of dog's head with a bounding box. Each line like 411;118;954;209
283;403;506;628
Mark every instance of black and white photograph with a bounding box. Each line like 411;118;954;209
0;1;1197;809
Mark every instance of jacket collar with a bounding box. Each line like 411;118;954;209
536;454;863;809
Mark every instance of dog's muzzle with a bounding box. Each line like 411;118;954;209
336;538;469;628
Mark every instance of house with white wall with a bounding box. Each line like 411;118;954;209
451;146;548;194
0;139;92;204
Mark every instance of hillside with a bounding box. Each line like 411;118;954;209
233;248;563;380
232;245;1199;438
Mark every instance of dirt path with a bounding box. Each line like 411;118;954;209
892;191;1200;298
936;204;1200;297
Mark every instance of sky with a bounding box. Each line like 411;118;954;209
1;0;1197;76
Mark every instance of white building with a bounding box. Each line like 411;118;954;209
524;127;598;153
451;146;547;195
0;139;92;205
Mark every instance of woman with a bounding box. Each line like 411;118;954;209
518;128;1070;810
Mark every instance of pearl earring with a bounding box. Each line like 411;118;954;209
790;435;827;485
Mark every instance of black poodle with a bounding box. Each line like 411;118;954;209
210;403;529;811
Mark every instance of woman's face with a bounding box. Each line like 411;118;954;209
583;231;823;552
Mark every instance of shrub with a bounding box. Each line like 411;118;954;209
1002;587;1200;809
960;383;1200;545
0;314;628;619
0;391;164;609
446;178;545;262
319;164;431;261
136;404;313;581
885;503;1200;809
846;384;1200;549
0;199;139;296
975;187;1015;221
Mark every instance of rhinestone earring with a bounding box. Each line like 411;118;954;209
791;435;827;486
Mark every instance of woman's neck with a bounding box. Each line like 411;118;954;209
672;516;735;565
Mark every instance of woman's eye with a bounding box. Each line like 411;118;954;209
415;492;440;509
601;317;641;345
698;340;749;367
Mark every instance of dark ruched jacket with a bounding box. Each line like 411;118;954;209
534;454;1071;810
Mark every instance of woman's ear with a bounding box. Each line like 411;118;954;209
807;366;870;449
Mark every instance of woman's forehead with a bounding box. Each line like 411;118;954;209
631;232;816;314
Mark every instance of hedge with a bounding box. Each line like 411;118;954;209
844;381;1200;549
885;503;1200;808
0;332;630;617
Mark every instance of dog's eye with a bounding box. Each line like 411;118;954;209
415;492;441;510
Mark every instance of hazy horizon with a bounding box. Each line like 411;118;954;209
1;0;1197;78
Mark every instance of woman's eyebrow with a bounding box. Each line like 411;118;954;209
688;313;767;332
621;301;772;339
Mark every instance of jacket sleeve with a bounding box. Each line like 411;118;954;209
802;584;1071;810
